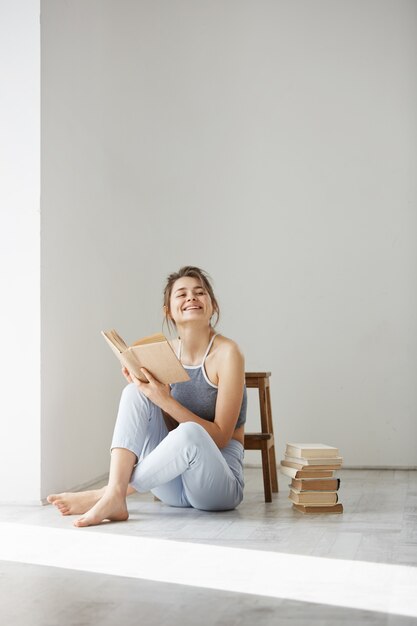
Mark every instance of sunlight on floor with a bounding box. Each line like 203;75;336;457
0;521;416;618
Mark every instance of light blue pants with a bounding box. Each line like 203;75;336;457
111;383;245;511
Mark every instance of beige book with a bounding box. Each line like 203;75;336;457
284;455;343;466
291;477;340;492
101;330;190;385
293;503;343;514
281;459;342;471
279;465;335;479
285;443;339;459
289;488;339;505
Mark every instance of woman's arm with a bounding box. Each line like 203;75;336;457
133;342;245;448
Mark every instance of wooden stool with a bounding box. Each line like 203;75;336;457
244;372;279;502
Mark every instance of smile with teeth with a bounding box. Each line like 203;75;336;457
183;305;202;311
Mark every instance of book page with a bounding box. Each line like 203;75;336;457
132;333;166;347
101;329;128;353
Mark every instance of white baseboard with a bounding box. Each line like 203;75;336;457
244;463;417;470
337;465;417;470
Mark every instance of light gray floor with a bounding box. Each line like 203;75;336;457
0;468;416;625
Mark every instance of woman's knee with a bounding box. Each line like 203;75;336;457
120;382;149;406
117;383;156;424
176;421;208;444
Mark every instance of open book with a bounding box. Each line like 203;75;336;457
101;330;190;385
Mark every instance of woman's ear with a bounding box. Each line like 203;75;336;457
163;305;171;319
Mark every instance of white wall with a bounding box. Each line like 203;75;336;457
0;0;40;502
40;0;417;498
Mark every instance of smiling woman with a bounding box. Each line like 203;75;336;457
47;266;247;527
163;266;220;334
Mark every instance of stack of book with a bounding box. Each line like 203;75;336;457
280;443;343;514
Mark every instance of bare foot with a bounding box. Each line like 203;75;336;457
47;488;105;515
74;490;129;527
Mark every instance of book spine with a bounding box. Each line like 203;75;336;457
289;490;339;504
293;503;343;514
120;351;146;381
284;455;343;466
291;478;340;491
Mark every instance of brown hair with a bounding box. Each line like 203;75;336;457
163;266;220;336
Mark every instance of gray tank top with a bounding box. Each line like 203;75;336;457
170;334;247;429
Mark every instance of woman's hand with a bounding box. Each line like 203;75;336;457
121;367;133;383
131;368;172;410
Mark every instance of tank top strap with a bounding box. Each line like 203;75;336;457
176;333;218;364
202;333;218;365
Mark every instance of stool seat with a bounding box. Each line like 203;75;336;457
244;372;278;502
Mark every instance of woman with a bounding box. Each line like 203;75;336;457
48;266;247;527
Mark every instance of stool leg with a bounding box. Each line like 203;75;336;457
261;447;272;503
269;445;279;493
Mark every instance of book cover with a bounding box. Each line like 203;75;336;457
101;330;190;385
293;503;343;514
285;443;339;459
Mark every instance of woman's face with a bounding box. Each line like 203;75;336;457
169;276;214;326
